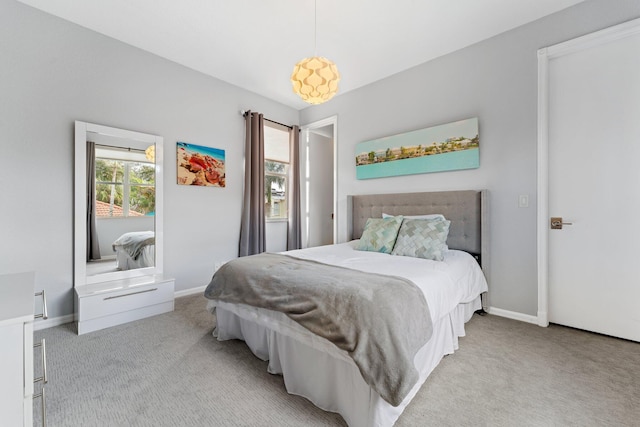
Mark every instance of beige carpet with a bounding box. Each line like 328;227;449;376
35;294;640;426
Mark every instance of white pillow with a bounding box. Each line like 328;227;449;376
382;213;446;221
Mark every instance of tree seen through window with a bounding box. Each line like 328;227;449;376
95;158;155;217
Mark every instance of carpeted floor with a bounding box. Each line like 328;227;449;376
35;294;640;426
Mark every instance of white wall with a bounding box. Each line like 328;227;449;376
300;0;640;317
265;221;288;253
0;0;298;319
307;132;334;247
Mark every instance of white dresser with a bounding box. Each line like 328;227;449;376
0;272;48;427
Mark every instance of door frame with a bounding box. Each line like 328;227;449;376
300;115;338;247
536;17;640;328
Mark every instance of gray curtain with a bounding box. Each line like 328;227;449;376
239;111;266;257
287;126;301;250
86;141;101;261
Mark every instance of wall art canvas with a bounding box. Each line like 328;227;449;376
177;142;226;187
355;117;479;179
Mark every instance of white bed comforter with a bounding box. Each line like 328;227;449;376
283;240;487;324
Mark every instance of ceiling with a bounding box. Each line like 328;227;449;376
18;0;584;110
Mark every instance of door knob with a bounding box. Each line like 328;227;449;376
550;217;573;230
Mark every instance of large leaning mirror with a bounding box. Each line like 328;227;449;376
74;121;164;287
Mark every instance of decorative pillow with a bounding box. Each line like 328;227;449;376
391;218;451;261
355;216;404;254
382;213;446;221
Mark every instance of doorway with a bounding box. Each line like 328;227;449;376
301;116;337;248
538;19;640;342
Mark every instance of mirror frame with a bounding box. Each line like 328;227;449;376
74;121;164;287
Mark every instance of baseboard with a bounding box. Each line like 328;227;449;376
175;285;207;298
488;306;540;325
33;314;75;331
32;298;540;331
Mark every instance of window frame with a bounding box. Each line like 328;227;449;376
95;157;155;218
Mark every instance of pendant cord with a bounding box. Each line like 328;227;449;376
314;0;317;57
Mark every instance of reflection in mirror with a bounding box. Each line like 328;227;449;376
86;135;156;276
74;122;164;287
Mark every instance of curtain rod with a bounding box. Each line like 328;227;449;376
240;110;296;130
94;143;145;153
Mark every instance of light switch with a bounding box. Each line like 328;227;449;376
518;194;529;208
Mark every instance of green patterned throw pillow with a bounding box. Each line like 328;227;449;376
391;218;451;261
356;216;404;254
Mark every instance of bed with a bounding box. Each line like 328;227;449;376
205;190;489;426
112;230;155;270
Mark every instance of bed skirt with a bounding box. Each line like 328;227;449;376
209;296;481;427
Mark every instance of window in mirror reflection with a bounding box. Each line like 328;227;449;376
264;124;290;221
95;147;155;218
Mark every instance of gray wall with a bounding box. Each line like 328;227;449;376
3;0;640;322
300;0;640;316
307;132;334;247
0;0;298;319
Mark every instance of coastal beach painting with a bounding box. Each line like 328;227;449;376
355;117;479;179
177;142;226;187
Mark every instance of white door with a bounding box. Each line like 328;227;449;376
544;21;640;342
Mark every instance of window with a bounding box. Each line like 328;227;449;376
95;147;155;218
264;124;290;220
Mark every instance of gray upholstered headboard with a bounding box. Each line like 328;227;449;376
348;190;488;261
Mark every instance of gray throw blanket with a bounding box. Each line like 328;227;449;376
204;252;433;406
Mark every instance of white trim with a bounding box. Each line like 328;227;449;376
175;286;207;298
488;307;539;325
74;121;165;287
537;48;550;328
536;17;640;330
545;16;640;59
266;218;288;223
33;294;532;330
74;121;87;287
300;115;338;246
33;314;74;331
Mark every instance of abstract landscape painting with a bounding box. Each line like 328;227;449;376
355;117;479;179
177;142;226;187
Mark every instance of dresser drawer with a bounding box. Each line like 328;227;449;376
0;272;37;427
77;279;174;322
75;276;175;334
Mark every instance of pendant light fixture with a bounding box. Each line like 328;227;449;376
145;144;155;162
291;0;340;105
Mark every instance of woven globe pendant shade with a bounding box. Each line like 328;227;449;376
291;56;340;105
145;144;155;162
